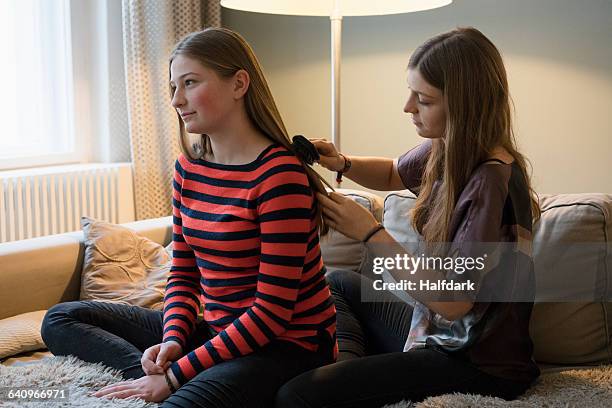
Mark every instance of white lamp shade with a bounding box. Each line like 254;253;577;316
220;0;452;17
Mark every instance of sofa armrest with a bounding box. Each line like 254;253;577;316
0;216;173;320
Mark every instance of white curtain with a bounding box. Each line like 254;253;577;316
122;0;221;220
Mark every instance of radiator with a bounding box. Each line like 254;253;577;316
0;163;135;243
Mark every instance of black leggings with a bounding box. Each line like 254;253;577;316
41;300;333;408
275;270;531;408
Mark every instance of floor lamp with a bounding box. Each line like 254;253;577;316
220;0;452;186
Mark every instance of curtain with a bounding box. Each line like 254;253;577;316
122;0;221;220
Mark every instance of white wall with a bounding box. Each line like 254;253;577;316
223;0;612;195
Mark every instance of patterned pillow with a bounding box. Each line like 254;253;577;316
79;216;171;310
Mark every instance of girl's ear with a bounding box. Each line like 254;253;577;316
233;69;250;99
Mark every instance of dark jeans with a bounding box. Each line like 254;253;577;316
275;270;531;408
41;300;333;408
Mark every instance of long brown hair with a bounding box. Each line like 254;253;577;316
170;27;329;234
409;27;540;243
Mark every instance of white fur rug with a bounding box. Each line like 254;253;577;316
383;365;612;408
0;356;158;408
2;356;612;407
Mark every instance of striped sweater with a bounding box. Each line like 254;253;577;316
164;144;337;384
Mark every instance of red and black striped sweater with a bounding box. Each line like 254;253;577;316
164;144;337;384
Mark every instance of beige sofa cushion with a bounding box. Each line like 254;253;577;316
529;194;612;365
320;189;384;273
0;311;46;359
79;217;171;310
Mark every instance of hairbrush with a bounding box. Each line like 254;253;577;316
291;135;320;165
291;135;335;192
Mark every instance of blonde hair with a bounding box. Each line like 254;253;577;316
409;27;540;243
170;27;329;234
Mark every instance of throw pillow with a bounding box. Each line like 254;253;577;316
0;310;47;360
79;216;171;310
320;189;384;273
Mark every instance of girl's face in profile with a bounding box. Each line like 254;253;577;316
404;69;446;139
170;55;235;135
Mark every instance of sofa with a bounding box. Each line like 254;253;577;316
1;189;611;375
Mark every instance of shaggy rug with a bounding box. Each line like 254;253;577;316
0;356;158;408
2;356;611;407
383;365;612;408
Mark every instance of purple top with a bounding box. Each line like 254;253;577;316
397;139;540;383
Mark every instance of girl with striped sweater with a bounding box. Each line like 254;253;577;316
42;27;337;406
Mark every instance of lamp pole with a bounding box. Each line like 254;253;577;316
331;0;342;187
